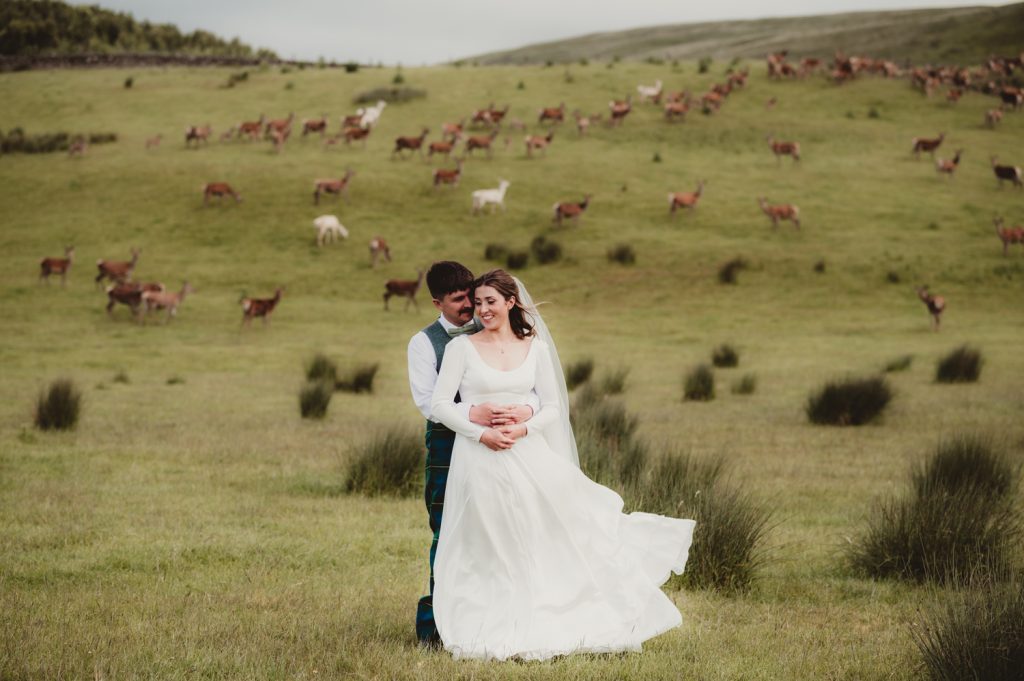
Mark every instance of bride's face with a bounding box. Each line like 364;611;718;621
474;285;514;330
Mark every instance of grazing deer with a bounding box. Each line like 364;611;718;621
264;112;295;138
67;137;88;157
313;215;349;247
203;182;242;205
433;160;463;189
241;287;283;327
538;103;566;125
991;156;1023;188
95;248;141;287
39;246;74;286
185;125;212;148
142;281;194;323
145;134;163;149
428;137;458;159
313;169;355;204
553;195;591;227
935;149;963;178
767;135;801;163
270;126;291;153
637;79;663;104
669;181;706;216
343;126;371;147
464;130;499;158
302;115;329;137
471;179;511;215
911;132;945;159
106;281;164;319
383;269;424;311
917;286;945;331
993;216;1024;255
757;197;801;230
392;128;430;159
369;236;391;268
524;131;554;158
985;108;1004;128
238;114;266;140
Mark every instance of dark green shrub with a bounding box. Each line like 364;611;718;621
392;71;405;85
124;76;133;89
884;355;914;373
299;380;332;419
112;370;130;384
886;270;901;284
607;244;636;265
166;375;185;385
343;61;360;73
306;353;337;384
34;378;81;431
506;251;529;270
731;374;757;395
336;363;379;394
530;235;562;265
345;426;423;496
572;387;645;488
600;367;629;395
912;434;1017;499
484;243;508;261
718;257;747;284
652;151;662;163
806;376;891;425
936;345;983;383
353;87;426;104
698;56;713;73
711;344;739;368
565;358;594;390
684;364;715;401
813;259;826;273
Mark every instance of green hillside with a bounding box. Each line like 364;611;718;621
468;3;1024;65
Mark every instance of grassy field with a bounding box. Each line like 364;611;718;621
1;60;1023;679
468;3;1024;65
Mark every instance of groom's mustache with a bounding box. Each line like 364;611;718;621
460;307;473;315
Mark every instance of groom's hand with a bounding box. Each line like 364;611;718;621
480;428;515;451
493;404;533;425
469;403;503;426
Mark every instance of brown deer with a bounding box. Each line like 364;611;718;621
669;181;706;216
553;195;591;227
39;246;75;286
524;132;554;158
433;160;463;189
994;216;1024;255
757;198;801;230
264;112;295;138
935;149;963;178
369;236;392;268
95;248;141;287
767;135;801;163
911;132;945;159
664;100;689;122
241;287;283;327
470;102;496;127
991;156;1023;188
700;92;723;115
106;281;164;319
142;281;194;323
946;88;963;104
67;137;88;157
608;98;632;126
383;269;424;311
313;169;355;204
302;115;328;137
573;110;601;136
985;108;1004;128
428;137;458;158
270;126;291;153
392;128;430;159
917;286;945;331
237;114;265;140
486;105;510;126
145;134;163;149
342;126;371;147
464;130;499;158
441;119;465;141
203;182;242;205
538;103;566;125
185;125;212;148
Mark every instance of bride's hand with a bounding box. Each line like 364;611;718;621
497;424;527;440
480;428;516;451
490;404;533;425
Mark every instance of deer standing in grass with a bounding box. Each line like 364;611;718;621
241;287;283;327
767;135;800;163
185;125;212;148
369;237;391;268
67;137;88;157
203;182;242;205
392;128;430;159
471;179;510;215
313;169;355;204
986;108;1003;128
553;195;591;227
433;160;463;189
573;110;601;136
428;136;459;159
106;281;164;319
95;248;140;287
538;103;566;125
464;130;498;158
669;181;706;216
237;114;265;140
264;113;295;139
758;198;801;230
991;156;1023;188
342;126;371;147
39;246;74;286
383;269;424;311
145;134;163;149
302;115;328;137
994;217;1024;255
525;131;554;158
917;286;945;331
142;281;194;323
935;149;963;178
442;119;465;141
911;132;944;159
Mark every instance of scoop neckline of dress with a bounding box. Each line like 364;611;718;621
465;336;536;373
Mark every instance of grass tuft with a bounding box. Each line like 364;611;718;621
335;363;379;394
506;251;529;269
34;378;81;431
484;243;508;261
599;367;629;394
684;364;715;401
305;353;338;384
607;243;636;265
731;373;757;395
711;344;739;368
564;357;594;390
344;426;423;496
718;257;748;284
806;376;891;425
298;380;332;419
530;235;563;265
936;345;983;384
884;354;914;373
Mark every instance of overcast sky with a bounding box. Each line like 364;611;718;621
69;1;1014;64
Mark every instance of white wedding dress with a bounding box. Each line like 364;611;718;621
430;335;696;661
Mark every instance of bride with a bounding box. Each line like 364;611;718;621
429;269;696;661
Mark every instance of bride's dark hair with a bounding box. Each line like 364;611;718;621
471;269;536;339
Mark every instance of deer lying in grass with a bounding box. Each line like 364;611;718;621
369;236;391;268
433;160;463;189
917;286;945;331
991;156;1023;188
428;137;458;158
95;248;141;287
935;149;963;178
106;281;164;319
142;281;194;323
986;108;1004;128
464;130;498;158
145;134;163;149
203;182;242;205
553;195;591;227
238;114;265;140
302;115;329;137
313;215;349;247
185;125;212;148
241;287;283;327
524;131;554;158
993;216;1024;255
669;181;706;216
767;135;801;163
911;132;945;159
313;169;355;204
40;246;75;285
757;197;801;230
538;103;566;125
637;79;663;103
392;128;429;159
383;269;424;311
471;179;510;215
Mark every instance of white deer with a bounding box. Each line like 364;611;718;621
637;79;663;102
471;179;511;215
359;100;387;129
312;215;349;247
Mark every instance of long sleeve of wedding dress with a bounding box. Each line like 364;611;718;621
430;337;487;441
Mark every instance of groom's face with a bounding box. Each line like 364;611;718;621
434;288;474;325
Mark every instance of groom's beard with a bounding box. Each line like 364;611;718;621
459;307;473;319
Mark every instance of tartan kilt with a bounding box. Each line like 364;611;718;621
416;420;455;642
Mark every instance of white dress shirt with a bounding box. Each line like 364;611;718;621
407;315;539;422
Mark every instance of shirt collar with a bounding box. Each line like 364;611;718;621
437;315;460;331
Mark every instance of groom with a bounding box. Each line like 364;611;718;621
408;260;538;646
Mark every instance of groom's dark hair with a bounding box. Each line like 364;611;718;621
427;261;474;300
